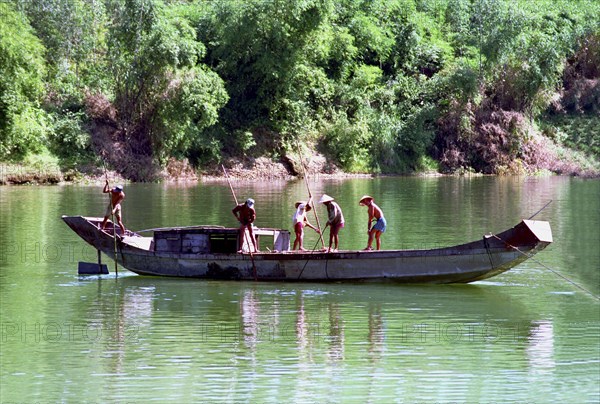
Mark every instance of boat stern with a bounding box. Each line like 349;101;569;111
522;220;553;244
62;215;108;249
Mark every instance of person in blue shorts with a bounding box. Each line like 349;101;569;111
359;195;386;251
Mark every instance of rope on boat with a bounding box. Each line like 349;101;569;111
297;236;330;280
491;234;599;301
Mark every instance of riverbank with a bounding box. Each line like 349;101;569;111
0;155;434;186
1;148;598;186
0;159;596;186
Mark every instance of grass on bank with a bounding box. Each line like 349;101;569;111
0;151;63;185
541;114;600;159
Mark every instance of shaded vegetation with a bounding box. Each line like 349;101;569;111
0;0;598;180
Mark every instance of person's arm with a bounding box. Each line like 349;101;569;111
367;206;374;232
103;180;110;193
232;205;241;221
305;219;319;233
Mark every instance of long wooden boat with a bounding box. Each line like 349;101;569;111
62;215;552;283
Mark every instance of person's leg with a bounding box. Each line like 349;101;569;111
365;230;374;250
238;226;245;251
293;224;301;250
375;230;382;250
118;219;126;235
328;228;334;252
247;225;258;251
331;224;340;251
299;230;306;251
101;204;111;229
115;210;125;234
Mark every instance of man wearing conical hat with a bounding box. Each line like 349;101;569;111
359;195;386;250
319;194;345;252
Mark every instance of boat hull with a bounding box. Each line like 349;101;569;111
62;216;552;283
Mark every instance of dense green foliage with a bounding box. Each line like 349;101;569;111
0;0;598;178
0;3;47;159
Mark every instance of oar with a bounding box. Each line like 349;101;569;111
295;140;325;249
104;163;118;277
221;164;257;280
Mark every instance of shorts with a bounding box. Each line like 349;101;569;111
330;222;344;236
294;222;305;233
372;217;387;233
105;203;122;220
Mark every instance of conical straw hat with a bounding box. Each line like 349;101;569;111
318;194;334;204
359;195;373;205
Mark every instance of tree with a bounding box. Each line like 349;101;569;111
96;0;227;172
0;3;47;159
17;0;108;98
196;0;330;148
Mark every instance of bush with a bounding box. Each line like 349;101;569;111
47;110;94;166
321;113;372;173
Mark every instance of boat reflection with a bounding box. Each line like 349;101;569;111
87;277;559;377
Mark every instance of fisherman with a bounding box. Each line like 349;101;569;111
232;198;258;253
100;180;126;235
292;199;320;251
359;195;386;250
319;194;344;253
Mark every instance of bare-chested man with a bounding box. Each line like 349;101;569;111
101;180;126;235
359;195;386;251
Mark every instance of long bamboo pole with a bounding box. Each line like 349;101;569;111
295;140;325;248
222;164;239;206
104;164;118;277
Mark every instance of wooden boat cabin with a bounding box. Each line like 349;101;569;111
152;226;291;254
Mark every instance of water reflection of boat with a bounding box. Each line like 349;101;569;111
111;278;538;361
62;216;552;283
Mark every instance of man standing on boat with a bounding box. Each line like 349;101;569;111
359;195;386;250
292;199;320;251
319;194;344;253
233;198;258;253
100;180;126;235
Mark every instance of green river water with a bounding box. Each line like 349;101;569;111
1;176;598;403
